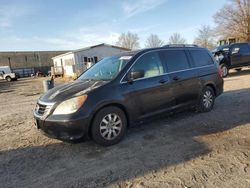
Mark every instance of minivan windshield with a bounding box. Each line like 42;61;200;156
78;55;132;81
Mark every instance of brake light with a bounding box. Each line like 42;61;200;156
218;66;223;78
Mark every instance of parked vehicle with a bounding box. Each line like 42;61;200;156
0;66;18;81
34;45;224;146
0;66;12;74
0;71;18;82
35;70;46;77
212;43;250;77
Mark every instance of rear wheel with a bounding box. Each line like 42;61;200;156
235;68;242;72
221;64;229;77
6;76;12;82
197;86;215;113
91;106;127;146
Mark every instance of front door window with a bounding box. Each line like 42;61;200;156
130;51;164;79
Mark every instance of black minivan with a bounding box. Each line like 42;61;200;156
34;46;224;146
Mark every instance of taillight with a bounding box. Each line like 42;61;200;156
218;66;223;78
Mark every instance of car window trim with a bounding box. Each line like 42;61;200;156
120;49;183;83
120;48;214;84
120;64;214;84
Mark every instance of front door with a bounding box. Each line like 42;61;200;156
122;51;175;119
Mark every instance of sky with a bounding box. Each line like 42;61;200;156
0;0;229;51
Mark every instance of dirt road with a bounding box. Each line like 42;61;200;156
0;70;250;188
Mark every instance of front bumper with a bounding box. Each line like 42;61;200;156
34;113;90;141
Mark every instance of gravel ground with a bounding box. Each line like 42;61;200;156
0;70;250;188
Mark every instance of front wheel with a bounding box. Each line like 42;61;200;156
197;86;215;113
6;76;12;82
221;64;229;77
91;106;127;146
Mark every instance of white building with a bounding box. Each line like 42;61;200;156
218;37;240;46
52;43;130;77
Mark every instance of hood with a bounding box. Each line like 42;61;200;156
39;79;108;103
211;45;230;54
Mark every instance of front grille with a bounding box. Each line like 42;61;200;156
35;103;52;116
37;104;47;115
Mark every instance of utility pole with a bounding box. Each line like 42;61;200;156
8;57;12;69
38;52;41;67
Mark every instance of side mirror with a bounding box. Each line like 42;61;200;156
127;70;145;82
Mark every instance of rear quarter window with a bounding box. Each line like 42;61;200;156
189;49;214;67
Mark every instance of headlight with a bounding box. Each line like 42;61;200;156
53;95;87;115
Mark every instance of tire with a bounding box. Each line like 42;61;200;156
197;86;215;113
221;64;229;77
6;76;12;82
91;106;127;146
235;68;242;72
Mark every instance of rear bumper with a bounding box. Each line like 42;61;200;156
34;113;90;141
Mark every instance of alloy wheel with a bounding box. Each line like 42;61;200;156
203;90;213;109
99;113;122;140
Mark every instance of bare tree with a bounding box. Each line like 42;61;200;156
168;33;186;44
116;32;140;50
145;34;164;48
194;25;216;49
214;0;250;42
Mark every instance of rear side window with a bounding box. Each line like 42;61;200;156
189;50;214;67
161;50;190;72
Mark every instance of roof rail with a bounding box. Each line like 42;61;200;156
163;44;199;48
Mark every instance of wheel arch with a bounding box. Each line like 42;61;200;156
5;76;11;81
205;83;217;96
87;103;130;138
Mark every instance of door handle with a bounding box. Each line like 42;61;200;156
159;79;167;84
173;76;180;81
